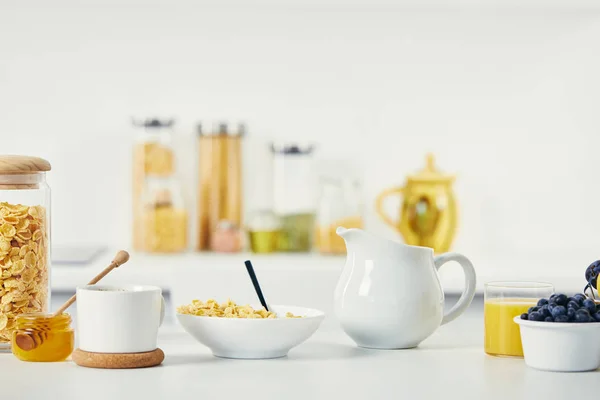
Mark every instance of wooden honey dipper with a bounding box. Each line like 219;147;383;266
15;250;130;352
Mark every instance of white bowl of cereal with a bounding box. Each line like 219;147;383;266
176;299;325;359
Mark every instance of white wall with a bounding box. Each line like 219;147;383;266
1;0;599;275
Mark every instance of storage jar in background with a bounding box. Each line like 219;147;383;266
141;173;188;253
197;123;244;251
315;177;363;254
272;143;316;252
132;118;187;253
0;156;51;352
247;210;281;253
211;220;243;253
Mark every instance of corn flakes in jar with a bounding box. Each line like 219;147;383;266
0;156;51;352
132;118;176;251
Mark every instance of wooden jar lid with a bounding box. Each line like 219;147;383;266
0;155;51;174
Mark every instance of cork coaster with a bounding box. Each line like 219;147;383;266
72;348;165;369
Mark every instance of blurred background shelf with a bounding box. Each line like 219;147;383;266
51;251;344;290
52;250;589;295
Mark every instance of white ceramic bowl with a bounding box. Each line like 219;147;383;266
514;316;600;372
177;305;325;359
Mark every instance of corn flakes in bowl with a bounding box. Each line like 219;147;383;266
176;299;324;359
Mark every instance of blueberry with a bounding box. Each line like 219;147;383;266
567;308;576;320
573;293;586;304
567;301;580;309
575;309;591;322
555;315;569;323
551;306;566;318
593;312;600;322
555;294;568;306
520;313;529;320
550;294;557;300
528;312;544;321
544;316;554;322
539;305;551;318
583;299;596;313
537;298;548;307
528;306;539;314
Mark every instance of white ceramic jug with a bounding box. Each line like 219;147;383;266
334;227;476;349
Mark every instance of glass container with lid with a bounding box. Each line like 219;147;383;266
197;122;244;251
315;177;363;254
141;176;188;253
247;210;281;254
132;118;187;253
271;143;316;252
0;155;51;352
132;118;176;250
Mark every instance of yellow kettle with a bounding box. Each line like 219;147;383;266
375;154;458;253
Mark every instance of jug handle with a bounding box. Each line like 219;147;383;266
375;187;404;229
434;253;477;325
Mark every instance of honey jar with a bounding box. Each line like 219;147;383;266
12;312;74;362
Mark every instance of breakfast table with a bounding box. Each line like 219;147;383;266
0;296;596;400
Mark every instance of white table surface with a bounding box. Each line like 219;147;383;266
1;298;597;400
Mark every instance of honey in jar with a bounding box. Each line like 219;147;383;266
12;313;74;362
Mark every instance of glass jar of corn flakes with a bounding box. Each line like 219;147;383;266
132;118;176;251
141;176;188;253
0;156;51;352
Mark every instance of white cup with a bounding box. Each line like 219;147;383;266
76;284;165;353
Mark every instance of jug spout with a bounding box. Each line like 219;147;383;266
336;226;367;246
336;226;357;239
336;226;349;237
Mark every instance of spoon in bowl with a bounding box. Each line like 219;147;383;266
244;260;270;312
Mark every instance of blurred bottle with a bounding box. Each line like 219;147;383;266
272;143;316;252
247;210;281;253
197;122;244;251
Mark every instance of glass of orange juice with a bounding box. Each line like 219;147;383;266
484;281;554;357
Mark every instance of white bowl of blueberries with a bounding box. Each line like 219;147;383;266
515;292;600;372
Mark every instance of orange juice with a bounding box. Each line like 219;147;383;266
484;298;537;357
